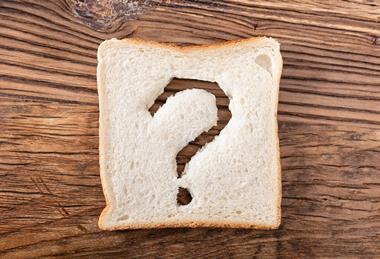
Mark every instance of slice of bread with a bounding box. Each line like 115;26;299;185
97;37;283;230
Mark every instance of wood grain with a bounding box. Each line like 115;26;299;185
0;0;380;257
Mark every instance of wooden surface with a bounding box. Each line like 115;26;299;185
1;0;380;257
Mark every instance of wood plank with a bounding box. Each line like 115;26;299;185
0;0;379;257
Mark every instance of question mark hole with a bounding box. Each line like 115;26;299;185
149;78;231;207
177;187;192;206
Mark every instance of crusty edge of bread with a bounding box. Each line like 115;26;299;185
98;37;281;58
97;49;113;231
100;220;280;231
97;37;283;230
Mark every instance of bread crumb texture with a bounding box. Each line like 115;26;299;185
97;37;283;230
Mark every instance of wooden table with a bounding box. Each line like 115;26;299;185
1;0;379;257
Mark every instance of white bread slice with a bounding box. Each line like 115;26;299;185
97;37;283;230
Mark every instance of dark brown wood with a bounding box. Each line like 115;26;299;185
1;0;380;257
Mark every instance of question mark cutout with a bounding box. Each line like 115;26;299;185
149;78;232;206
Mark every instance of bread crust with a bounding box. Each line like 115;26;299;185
97;37;282;230
121;37;270;50
100;220;280;231
98;37;279;58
